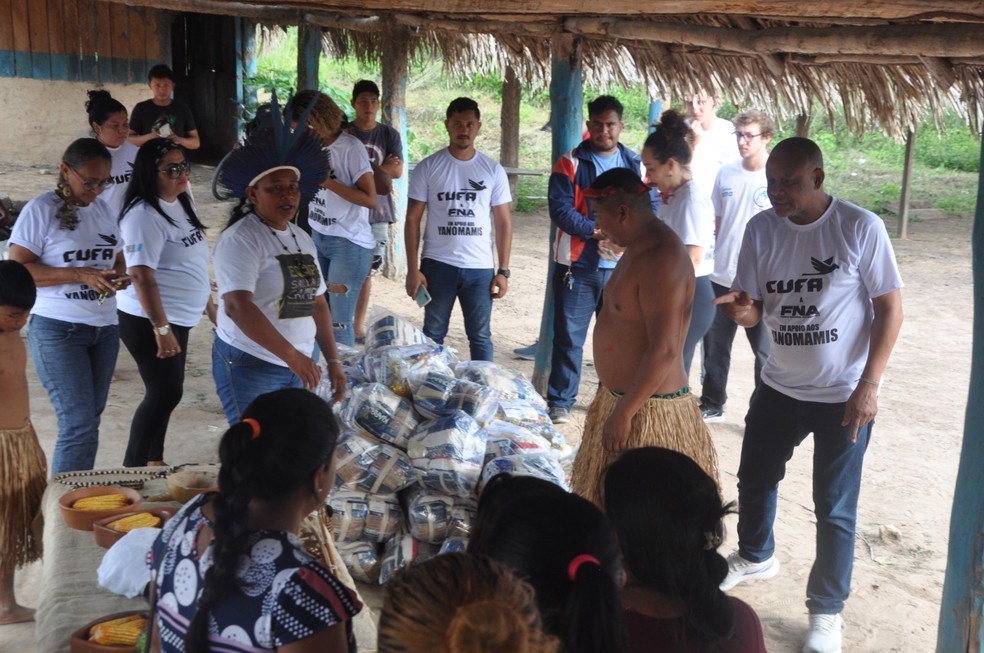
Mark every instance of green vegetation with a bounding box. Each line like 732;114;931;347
255;28;980;219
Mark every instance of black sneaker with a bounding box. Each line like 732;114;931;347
700;403;725;423
548;406;571;424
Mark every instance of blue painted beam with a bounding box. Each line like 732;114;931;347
936;127;984;652
381;19;410;280
297;23;320;91
648;99;663;132
532;40;583;393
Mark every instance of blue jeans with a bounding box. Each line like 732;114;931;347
212;336;303;425
547;263;612;410
736;382;872;614
28;314;119;475
420;258;494;361
311;232;373;347
683;275;715;376
700;281;771;410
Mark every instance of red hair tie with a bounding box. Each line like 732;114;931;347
242;418;261;440
567;554;601;581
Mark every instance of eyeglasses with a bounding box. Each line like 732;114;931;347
159;161;191;179
734;131;763;141
67;166;115;191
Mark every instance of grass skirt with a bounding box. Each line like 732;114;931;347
571;386;719;504
0;421;46;566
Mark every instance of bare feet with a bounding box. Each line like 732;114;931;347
0;604;35;624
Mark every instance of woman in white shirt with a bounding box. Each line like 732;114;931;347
212;104;347;424
642;111;717;376
85;90;138;218
8;138;128;474
118;139;211;466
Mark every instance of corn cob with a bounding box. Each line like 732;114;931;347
89;614;147;645
72;493;129;510
107;512;161;533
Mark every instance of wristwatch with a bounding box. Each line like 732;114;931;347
496;268;511;279
153;323;171;337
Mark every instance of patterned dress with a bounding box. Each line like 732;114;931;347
149;493;361;652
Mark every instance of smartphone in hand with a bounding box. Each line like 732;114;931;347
415;285;432;307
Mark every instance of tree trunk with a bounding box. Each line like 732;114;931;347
500;65;521;208
380;17;410;280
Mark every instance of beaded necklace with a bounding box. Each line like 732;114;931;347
255;214;319;285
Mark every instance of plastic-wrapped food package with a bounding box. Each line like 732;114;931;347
366;314;432;351
362;493;404;543
378;532;442;585
525;423;574;459
412;371;499;426
407;411;488;498
496;399;552;426
454;361;547;410
480;453;569;492
404;488;454;543
484;421;553;464
438;536;468;555
343;383;421;450
333;431;417;494
448;497;477;539
363;344;458;397
335;541;381;585
328;490;369;542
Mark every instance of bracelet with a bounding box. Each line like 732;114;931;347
859;377;880;387
326;358;343;366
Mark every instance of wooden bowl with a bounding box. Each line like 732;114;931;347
166;469;218;503
59;486;143;531
92;507;176;549
69;610;147;653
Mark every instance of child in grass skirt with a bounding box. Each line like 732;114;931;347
0;260;46;624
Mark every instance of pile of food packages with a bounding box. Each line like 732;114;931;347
318;315;572;585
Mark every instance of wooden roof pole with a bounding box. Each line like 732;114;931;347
297;22;321;91
381;16;410;280
936;131;984;653
533;33;583;393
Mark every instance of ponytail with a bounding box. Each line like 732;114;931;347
562;558;627;653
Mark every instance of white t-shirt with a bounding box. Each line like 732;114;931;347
691;116;740;197
733;198;904;402
10;192;122;327
101;141;139;219
117;199;211;327
409;148;511;269
658;180;715;277
710;161;771;287
307;132;374;249
214;214;327;367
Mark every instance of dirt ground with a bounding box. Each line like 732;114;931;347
0;162;972;652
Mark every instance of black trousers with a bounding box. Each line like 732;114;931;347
118;310;191;466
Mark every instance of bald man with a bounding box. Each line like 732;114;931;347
715;137;904;653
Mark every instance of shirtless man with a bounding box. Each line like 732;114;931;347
570;168;719;504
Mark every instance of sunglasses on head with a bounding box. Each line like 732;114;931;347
159;160;191;179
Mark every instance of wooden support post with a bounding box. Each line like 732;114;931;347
795;112;811;137
897;128;915;239
235;19;257;138
532;34;583;393
501;65;521;208
381;17;410;280
935;123;984;653
297;23;321;91
648;99;663;132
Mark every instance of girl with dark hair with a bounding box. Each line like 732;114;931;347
212;94;346;423
117;138;211;466
148;388;361;653
604;447;766;653
86;89;138;217
379;553;560;653
643;110;717;376
468;474;628;653
8;138;129;474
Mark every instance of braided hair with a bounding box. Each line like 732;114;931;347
604;447;738;648
183;389;341;653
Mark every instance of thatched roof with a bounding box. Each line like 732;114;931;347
106;0;984;136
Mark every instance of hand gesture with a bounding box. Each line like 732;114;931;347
713;290;754;321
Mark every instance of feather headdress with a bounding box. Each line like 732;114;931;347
216;90;328;199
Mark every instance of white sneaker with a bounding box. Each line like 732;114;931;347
803;613;843;653
719;551;780;591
